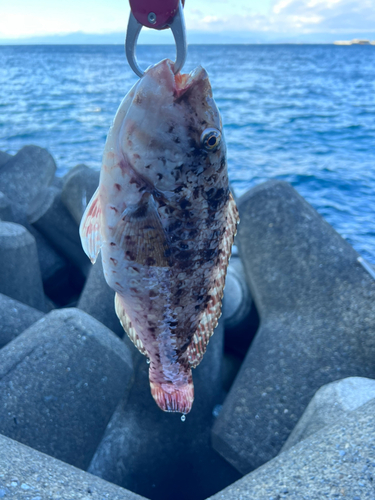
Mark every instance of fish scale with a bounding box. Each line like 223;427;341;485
80;59;239;414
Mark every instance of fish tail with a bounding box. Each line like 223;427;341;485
150;377;194;414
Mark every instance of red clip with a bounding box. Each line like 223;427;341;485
129;0;184;30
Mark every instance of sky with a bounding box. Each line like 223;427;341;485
0;0;374;40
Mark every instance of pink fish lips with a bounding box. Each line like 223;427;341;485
80;59;239;414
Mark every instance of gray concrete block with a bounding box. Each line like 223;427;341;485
0;222;46;311
0;293;44;348
51;175;64;189
208;398;375;500
62;164;100;224
44;296;56;312
26;224;68;284
78;254;124;338
212;180;375;474
222;255;258;357
0;150;11;168
282;376;375;452
24;224;84;307
0;191;13;221
222;352;242;393
0;433;146;500
0;146;55;213
25;223;84;308
28;186;90;276
88;319;241;500
0;308;133;470
222;256;252;331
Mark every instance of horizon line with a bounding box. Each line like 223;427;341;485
1;41;374;46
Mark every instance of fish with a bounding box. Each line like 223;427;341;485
79;59;239;414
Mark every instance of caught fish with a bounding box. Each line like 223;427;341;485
80;59;239;414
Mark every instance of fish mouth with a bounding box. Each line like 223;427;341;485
147;59;208;99
173;65;207;98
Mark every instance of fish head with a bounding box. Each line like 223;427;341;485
118;59;225;192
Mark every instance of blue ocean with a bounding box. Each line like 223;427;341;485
0;44;374;263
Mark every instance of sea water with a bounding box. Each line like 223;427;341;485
0;44;374;263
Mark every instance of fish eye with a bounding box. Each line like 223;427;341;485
200;128;221;152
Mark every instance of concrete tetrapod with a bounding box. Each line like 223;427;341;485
25;222;84;307
282;376;375;452
0;150;11;167
0;433;146;500
78;254;124;338
0;191;13;221
0;196;70;295
0;146;56;217
222;256;252;332
88;319;241;500
222;255;258;358
0;194;68;301
0;293;44;349
26;224;68;285
61;163;100;224
212;180;375;474
28;186;90;277
208;398;375;500
0;222;46;311
0;308;133;470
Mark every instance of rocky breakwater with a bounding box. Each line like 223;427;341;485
0;146;374;500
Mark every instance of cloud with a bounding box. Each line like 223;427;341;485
1;0;374;39
269;0;375;32
201;16;220;24
186;0;375;34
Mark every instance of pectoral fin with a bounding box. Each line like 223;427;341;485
79;187;102;264
114;193;170;267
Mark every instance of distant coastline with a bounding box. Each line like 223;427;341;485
334;39;375;45
1;31;375;46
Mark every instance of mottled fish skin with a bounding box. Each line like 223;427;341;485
80;59;239;414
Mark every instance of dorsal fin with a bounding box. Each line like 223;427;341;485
115;293;148;356
187;193;239;368
79;187;102;264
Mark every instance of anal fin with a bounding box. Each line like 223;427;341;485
115;293;147;356
79;187;102;264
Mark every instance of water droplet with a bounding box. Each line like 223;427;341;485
181;415;186;422
146;358;150;364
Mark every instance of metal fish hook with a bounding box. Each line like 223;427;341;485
125;0;187;78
